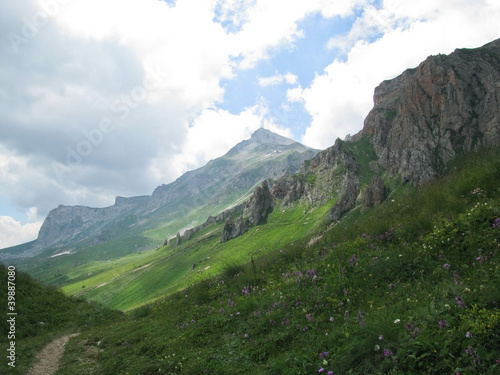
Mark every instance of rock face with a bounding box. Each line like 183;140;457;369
220;181;273;243
271;138;360;220
362;39;500;185
328;172;360;221
37;195;149;249
220;215;250;243
243;180;273;226
362;175;387;212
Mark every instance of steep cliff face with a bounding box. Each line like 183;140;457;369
220;180;273;243
362;39;500;185
37;196;149;249
272;139;359;211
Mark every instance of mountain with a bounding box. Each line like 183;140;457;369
361;38;500;185
3;38;500;375
4;37;500;309
1;128;318;259
213;38;500;242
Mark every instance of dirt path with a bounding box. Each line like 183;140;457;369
26;333;80;375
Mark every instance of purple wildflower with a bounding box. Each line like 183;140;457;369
379;335;383;340
466;331;472;338
444;263;450;269
493;218;500;229
356;310;366;328
307;269;318;281
319;351;329;359
383;349;391;357
455;297;466;309
439;320;449;329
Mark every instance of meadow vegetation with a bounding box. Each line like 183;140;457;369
2;145;500;374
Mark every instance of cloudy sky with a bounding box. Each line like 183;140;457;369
1;0;499;248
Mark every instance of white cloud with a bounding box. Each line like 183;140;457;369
297;0;500;149
0;212;43;249
158;104;267;178
258;72;298;86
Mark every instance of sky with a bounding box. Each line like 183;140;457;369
1;0;499;248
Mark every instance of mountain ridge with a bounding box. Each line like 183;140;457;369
0;129;318;258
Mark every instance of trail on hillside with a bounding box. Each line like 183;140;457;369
26;333;80;375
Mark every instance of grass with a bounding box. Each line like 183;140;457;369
59;199;334;311
2;145;499;374
0;264;121;374
45;144;500;374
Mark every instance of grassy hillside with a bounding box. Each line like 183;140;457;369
51;145;500;374
0;264;120;374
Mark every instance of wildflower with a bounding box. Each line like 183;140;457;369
379;335;383;340
307;269;317;280
356;310;366;328
444;263;450;269
466;331;472;338
374;344;380;351
318;368;325;373
383;349;391;357
329;317;334;322
394;319;401;324
493;218;500;229
306;314;315;322
344;289;348;295
318;351;328;359
439;320;449;329
455;297;466;309
405;323;414;331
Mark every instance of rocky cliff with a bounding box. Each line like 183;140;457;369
361;39;500;185
220;180;273;243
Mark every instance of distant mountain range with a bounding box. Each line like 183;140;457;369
1;128;318;259
3;38;500;282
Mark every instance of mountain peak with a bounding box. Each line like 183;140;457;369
250;128;296;146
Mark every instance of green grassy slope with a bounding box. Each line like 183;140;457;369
55;145;500;374
0;264;120;374
60;198;335;311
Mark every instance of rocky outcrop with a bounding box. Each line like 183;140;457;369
164;203;245;246
220;180;274;243
328;172;360;221
220;215;250;243
271;139;360;219
243;180;273;226
362;174;387;212
362;39;500;185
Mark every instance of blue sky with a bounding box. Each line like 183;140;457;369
1;0;500;248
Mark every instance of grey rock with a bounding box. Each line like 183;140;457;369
328;172;360;221
243;180;273;226
362;175;387;212
361;38;500;185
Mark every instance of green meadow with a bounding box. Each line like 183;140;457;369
2;145;499;374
